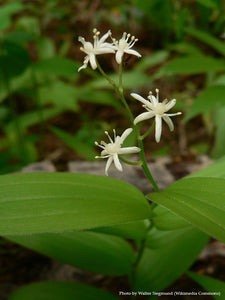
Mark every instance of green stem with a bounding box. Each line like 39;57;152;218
130;222;154;289
96;59;134;123
96;59;159;192
139;121;155;141
119;156;142;166
119;62;123;92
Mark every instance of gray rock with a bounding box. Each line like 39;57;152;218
21;160;56;173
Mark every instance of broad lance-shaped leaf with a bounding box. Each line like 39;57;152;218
134;226;208;291
8;231;135;276
188;155;225;179
149;177;225;243
156;55;225;76
186;271;225;300
9;281;118;300
185;85;225;121
0;173;150;235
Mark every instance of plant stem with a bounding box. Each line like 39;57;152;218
139;121;155;141
96;60;134;123
119;156;142;166
96;59;159;191
119;62;123;93
130;222;154;290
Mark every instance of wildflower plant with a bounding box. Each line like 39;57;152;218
2;29;225;299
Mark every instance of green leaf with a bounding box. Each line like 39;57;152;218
0;16;10;31
39;81;79;111
9;281;118;300
8;231;135;276
78;88;122;109
33;57;78;79
0;41;30;79
0;173;150;235
50;126;97;161
194;0;219;9
168;42;203;56
135;50;169;72
134;226;208;291
5;107;63;135
90;70;150;89
189;155;225;178
187;271;225;299
92;220;149;240
212;106;225;158
36;37;55;59
4;31;35;44
0;3;24;18
153;205;190;231
156;56;225;76
185;85;225;121
149;177;225;243
186;28;225;57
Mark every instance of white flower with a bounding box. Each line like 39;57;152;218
132;89;182;143
113;32;141;64
95;128;140;176
78;28;115;72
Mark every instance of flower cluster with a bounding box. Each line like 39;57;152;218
78;29;182;176
78;29;141;72
132;89;182;143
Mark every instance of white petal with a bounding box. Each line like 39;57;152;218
113;153;123;172
163;115;174;131
89;53;97;69
155;115;162;143
116;50;124;64
95;47;115;54
78;63;87;72
131;93;151;107
105;156;113;176
165;99;176;111
148;95;158;106
120;128;133;143
134;111;155;125
118;147;141;154
99;30;111;43
124;49;141;58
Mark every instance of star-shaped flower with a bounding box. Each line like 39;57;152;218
78;28;115;72
112;32;141;64
95;128;140;176
131;89;182;143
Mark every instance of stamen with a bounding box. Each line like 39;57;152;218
155;89;159;101
113;129;116;140
105;131;113;143
78;36;85;42
93;28;97;34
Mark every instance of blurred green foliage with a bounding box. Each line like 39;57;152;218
0;0;225;173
